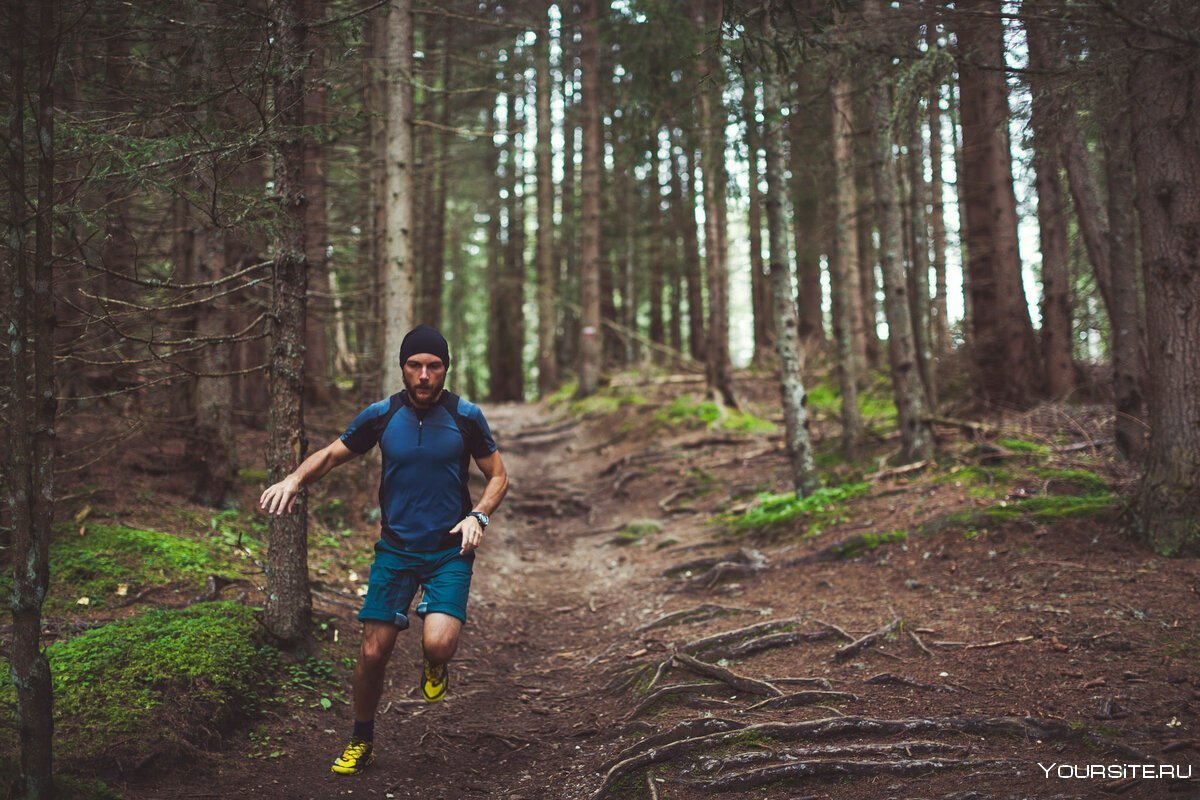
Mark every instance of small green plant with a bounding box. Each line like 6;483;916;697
996;437;1050;456
720;482;870;536
1030;467;1109;496
655;395;774;433
610;519;663;546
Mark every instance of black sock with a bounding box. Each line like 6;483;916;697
353;719;374;742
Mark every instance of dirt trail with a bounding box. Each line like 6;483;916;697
123;400;632;799
116;395;1200;800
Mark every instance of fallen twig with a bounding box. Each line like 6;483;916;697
907;628;934;657
672;653;782;697
834;618;901;661
964;635;1035;650
813;619;856;642
865;672;955;693
745;690;858;711
864;460;930;481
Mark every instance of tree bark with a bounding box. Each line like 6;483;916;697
1129;23;1200;555
535;7;559;396
789;93;822;348
576;0;603;396
830;67;865;455
303;24;332;406
865;0;933;463
491;84;525;401
761;25;818;497
1021;1;1073;401
680;139;706;361
264;0;312;647
6;2;55;792
648;130;666;358
692;0;735;408
926;50;950;357
906;104;934;407
1103;102;1146;462
558;34;579;375
382;0;416;394
954;0;1041;406
741;63;769;364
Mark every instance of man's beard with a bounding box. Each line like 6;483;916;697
404;373;446;409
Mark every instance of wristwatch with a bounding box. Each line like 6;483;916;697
468;511;489;528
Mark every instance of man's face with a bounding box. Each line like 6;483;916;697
402;353;447;408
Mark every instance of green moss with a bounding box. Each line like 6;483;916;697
807;374;897;428
827;529;908;559
11;524;254;612
654;395;774;434
1030;467;1109;496
611;518;663;546
1;602;278;763
567;386;646;417
1006;494;1118;520
720;482;871;536
996;437;1050;456
545;378;579;407
935;465;1011;498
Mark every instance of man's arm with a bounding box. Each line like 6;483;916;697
259;438;361;515
450;450;509;553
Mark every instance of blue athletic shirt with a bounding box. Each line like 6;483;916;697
340;390;497;552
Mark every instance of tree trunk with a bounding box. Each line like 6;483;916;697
665;129;685;355
789;93;823;348
830;68;865;455
6;2;55;792
692;0;735;408
742;63;769;364
576;0;603;396
1025;82;1073;400
865;0;933;463
365;16;389;394
535;7;559;396
761;33;818;497
955;0;1041;406
303;26;333;406
906;104;934;407
927;51;950;357
1129;27;1200;555
647;130;666;358
492;85;525;401
558;36;579;375
382;0;415;394
264;0;312;647
1103;103;1146;462
680;139;706;361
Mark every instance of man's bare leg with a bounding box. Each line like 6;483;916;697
421;612;463;666
354;620;401;722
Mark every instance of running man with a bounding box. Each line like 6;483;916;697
259;324;509;776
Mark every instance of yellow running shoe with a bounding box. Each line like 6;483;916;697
331;738;374;775
420;658;449;703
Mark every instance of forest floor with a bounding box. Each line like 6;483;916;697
5;368;1200;799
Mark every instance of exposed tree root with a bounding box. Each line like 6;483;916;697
834;617;902;660
866;672;956;692
628;681;727;717
635;604;754;632
685;757;1015;792
672;653;781;697
703;628;839;661
697;740;970;772
813;618;856;642
762;676;835;690
678;617;805;656
591;714;1076;799
672;557;767;592
745;690;858;711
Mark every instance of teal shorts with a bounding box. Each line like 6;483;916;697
358;542;475;628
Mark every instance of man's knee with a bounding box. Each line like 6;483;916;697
360;624;398;667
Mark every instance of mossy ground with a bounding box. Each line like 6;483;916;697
0;523;258;614
1;602;278;768
718;482;871;537
654;395;775;434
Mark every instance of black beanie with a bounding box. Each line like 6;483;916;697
398;324;451;368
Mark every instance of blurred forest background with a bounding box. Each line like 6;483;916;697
3;0;1199;796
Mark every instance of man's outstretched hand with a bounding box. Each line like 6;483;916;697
451;515;484;554
260;477;302;516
